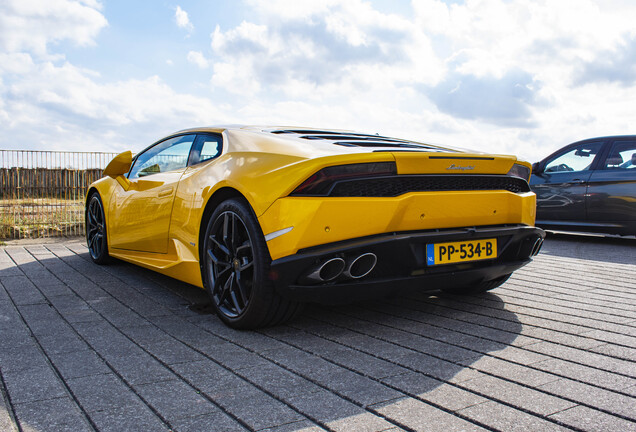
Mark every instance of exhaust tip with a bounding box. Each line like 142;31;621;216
531;237;544;256
344;253;377;279
304;257;346;283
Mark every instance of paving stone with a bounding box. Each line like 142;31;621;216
371;397;486;432
88;402;170;432
213;381;305;430
235;362;321;400
49;349;111;380
531;358;636;391
106;353;176;386
312;368;403;407
459;374;577;416
170;410;249;432
462;355;560;387
0;342;49;373
549;405;636;432
36;332;90;355
258;420;327;432
538;378;636;421
458;400;570;431
0;382;17;432
66;373;140;412
13;397;92;432
286;389;393;432
0;276;46;305
135;379;219;421
2;366;67;404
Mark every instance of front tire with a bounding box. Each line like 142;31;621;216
202;198;301;329
86;192;110;264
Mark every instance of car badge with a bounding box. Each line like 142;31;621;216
446;164;475;171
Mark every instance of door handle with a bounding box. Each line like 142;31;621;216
157;187;174;198
567;179;586;184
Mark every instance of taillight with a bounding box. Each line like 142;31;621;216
291;162;397;196
507;163;531;182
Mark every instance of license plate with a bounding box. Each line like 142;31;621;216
426;238;497;265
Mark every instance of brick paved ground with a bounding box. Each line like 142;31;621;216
0;234;635;432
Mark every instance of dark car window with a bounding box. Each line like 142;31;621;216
544;142;603;173
189;134;223;165
129;134;197;179
602;140;636;170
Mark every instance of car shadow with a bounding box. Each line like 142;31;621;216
540;231;636;265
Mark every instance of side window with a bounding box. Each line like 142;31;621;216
129;135;196;179
544;142;603;173
602;140;636;170
190;134;223;165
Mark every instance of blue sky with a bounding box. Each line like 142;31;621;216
1;0;635;161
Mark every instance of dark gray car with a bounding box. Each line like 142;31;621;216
530;135;636;236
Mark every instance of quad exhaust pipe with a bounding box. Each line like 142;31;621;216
531;237;544;257
343;253;377;279
303;253;377;284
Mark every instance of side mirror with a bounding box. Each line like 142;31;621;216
103;151;132;190
531;162;542;175
104;151;132;178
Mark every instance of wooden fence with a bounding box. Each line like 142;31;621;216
1;150;118;239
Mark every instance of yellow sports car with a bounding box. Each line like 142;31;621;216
86;126;544;328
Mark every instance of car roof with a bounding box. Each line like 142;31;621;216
172;125;457;153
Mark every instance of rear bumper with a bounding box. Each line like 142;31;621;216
269;224;545;303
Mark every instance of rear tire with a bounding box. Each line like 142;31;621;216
85;192;110;264
201;198;302;329
442;274;511;295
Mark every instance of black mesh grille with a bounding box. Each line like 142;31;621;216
328;175;530;197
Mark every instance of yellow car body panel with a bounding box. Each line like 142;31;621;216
260;191;536;261
87;126;538;292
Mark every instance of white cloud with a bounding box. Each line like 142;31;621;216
187;51;209;69
175;5;193;32
0;60;227;152
0;0;107;56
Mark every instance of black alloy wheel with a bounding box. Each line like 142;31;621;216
206;209;255;318
86;193;109;264
202;198;302;329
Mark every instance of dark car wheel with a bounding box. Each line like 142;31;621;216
442;274;511;295
202;198;302;329
86;192;110;264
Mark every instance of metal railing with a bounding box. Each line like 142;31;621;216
1;150;118;240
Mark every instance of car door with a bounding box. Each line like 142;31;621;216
108;134;197;253
586;138;636;227
532;140;604;223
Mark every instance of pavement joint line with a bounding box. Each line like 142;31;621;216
1;251;100;432
41;245;333;432
489;288;636;324
410;291;636;349
379;296;636;383
299;310;636;425
501;280;636;315
5;248;177;432
0;363;20;432
516;266;636;295
502;282;636;317
357;302;636;387
282;318;583;432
